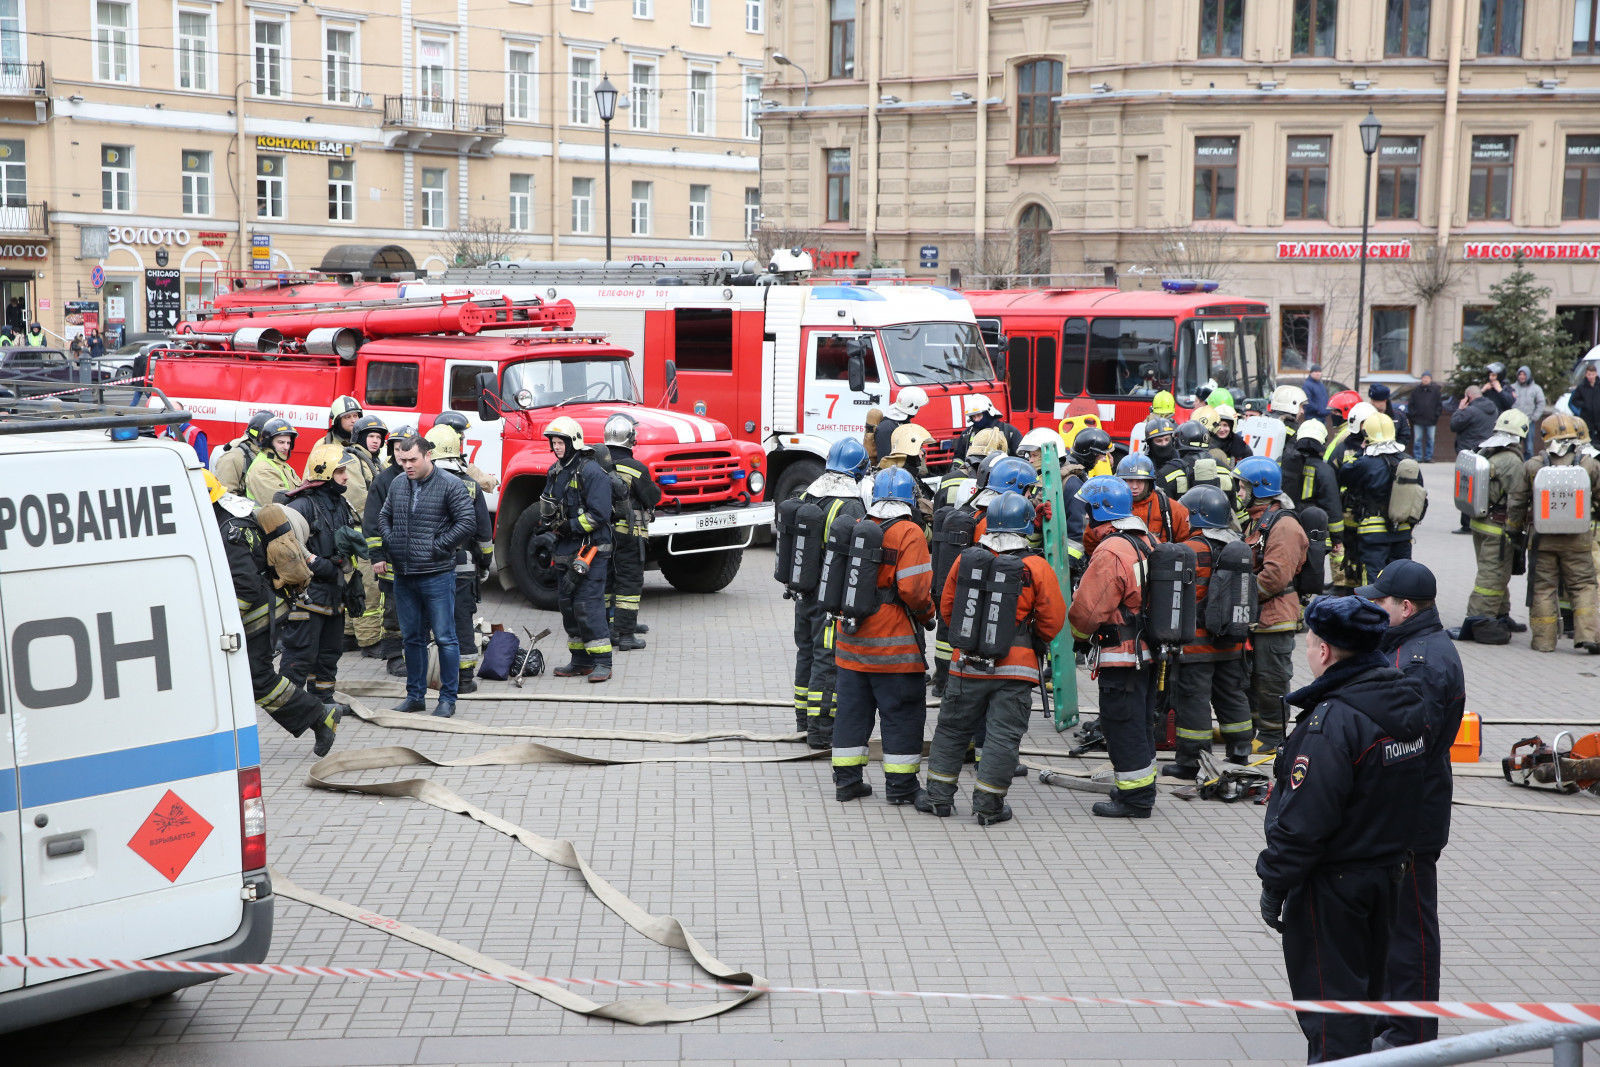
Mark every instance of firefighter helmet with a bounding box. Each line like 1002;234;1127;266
1151;390;1176;416
1176;420;1208;449
425;424;463;459
1144;416;1177;442
304;441;348;481
1206;387;1237;410
872;466;917;505
1070;427;1112;465
260;417;297;447
966;426;1009;459
825;436;870;477
1542;411;1585;444
352;415;389;450
888;422;933;460
890;385;929;419
1363;412;1397;444
1115;453;1157;481
245;410;276;441
1297;418;1329;446
543;415;587;450
1214;404;1239;425
986;491;1036;534
974;449;1007;488
965;395;999;422
1180;484;1233;529
1237;456;1283;499
1270;384;1307;416
1494;409;1531;440
604;413;638;449
1346;401;1377;433
385;425;416;458
434;411;470;436
1191;405;1220;433
1078;475;1133;522
1327;389;1362;419
329;395;362;426
989;456;1038;495
1018;427;1065;459
203;470;227;503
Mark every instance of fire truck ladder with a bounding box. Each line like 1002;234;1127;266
439;258;761;287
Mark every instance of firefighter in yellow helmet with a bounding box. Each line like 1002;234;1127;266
1520;413;1600;652
425;424;494;692
1460;409;1531;641
880;421;936;524
538;416;616;681
935;425;1006;509
278;442;364;703
1340;411;1417;585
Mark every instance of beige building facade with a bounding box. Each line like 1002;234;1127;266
760;0;1600;385
0;0;766;344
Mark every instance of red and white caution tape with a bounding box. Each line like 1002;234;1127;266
2;955;1598;1024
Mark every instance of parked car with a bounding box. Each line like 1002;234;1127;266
0;346;110;390
97;333;169;381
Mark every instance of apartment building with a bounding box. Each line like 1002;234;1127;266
761;0;1600;384
0;0;766;343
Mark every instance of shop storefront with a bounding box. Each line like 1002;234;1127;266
97;224;229;343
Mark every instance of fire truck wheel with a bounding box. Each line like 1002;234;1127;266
508;506;562;611
658;547;743;595
772;459;824;506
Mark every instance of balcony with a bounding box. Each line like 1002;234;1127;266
381;95;504;156
0;61;45;97
0;201;49;238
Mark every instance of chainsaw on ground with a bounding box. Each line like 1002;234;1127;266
1502;732;1600;795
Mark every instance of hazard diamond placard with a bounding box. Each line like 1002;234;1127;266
127;790;214;882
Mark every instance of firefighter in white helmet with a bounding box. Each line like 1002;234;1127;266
603;413;662;651
538;416;616;681
873;385;929;460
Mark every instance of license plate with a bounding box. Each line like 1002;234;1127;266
694;512;740;530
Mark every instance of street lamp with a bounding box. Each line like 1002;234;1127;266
1354;108;1382;392
771;52;810;106
594;76;619;261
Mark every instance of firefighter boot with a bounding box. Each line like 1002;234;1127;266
387;655;407;677
833;768;872;802
457;668;478;695
587;655;613;683
554;651;594;676
1091;797;1153;819
614;632;646;651
913;788;956;817
311;705;340;757
1162;741;1204;780
971;790;1014;826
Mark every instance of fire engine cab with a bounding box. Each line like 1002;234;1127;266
150;278;771;609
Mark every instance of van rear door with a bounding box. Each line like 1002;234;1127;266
0;667;20;994
2;445;246;985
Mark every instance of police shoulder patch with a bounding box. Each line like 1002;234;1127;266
1381;735;1425;764
1290;754;1310;789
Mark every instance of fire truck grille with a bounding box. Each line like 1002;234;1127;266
923;442;955;473
655;449;741;500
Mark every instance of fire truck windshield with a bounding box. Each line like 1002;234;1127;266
1177;317;1273;401
503;355;640;410
877;322;994;385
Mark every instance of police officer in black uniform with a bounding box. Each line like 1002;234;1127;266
1257;595;1428;1063
604;413;663;651
539;416;615;682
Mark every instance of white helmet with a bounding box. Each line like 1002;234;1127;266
1346;401;1376;432
890;385;929;419
965;395;999;422
1269;384;1307;416
1017;427;1065;457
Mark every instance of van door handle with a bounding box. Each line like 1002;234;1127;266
804;407;821;415
46;835;85;858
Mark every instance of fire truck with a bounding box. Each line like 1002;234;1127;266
965;281;1276;445
149;280;771;609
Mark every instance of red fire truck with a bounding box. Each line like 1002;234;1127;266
965;281;1275;445
149;280;771;608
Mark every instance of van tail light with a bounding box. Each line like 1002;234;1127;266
239;767;267;871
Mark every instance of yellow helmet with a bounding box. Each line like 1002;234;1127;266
1362;411;1396;444
966;426;1009;459
303;441;349;481
1191;405;1220;433
888;421;933;460
203;469;226;503
1058;411;1103;446
425;424;463;459
1541;412;1585;444
543;415;587;449
1151;390;1176;416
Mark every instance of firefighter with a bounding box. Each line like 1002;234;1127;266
934;426;1007;510
1210;405;1254;465
1522;413;1600;653
245;417;302;504
873;385;929;461
427;424;494;693
1461;410;1531;639
878;422;937;525
1163;485;1253;778
1068;476;1158;818
1149;389;1176;421
1267;384;1307;437
1367;382;1412;451
831;467;936;804
1143;416;1180;481
366;426;414;673
953;395;1022;460
921;491;1064;824
1281;418;1341;530
539;416;615;681
1062;427;1111;575
1016;427;1066;474
1162;419;1239;508
436;411;501;493
1083;453;1190;555
930;446;1006;698
279;442;363;703
1326;401;1375;594
207;472;341;757
340;414;389;655
604;413;662;651
1342;411;1412;583
322;395;363;448
211;410;276;494
1257;595;1426;1063
1237;456;1308;753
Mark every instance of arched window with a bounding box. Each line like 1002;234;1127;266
1014;60;1062;157
1017;203;1053;280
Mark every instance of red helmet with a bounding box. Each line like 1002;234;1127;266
1327;389;1362;418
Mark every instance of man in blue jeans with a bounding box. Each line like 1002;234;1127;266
378;433;476;717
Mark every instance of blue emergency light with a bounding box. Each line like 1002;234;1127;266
1162;279;1220;294
111;426;140;441
731;469;747;480
658;473;679;485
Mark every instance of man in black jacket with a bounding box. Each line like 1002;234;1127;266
1257;595;1427;1063
1360;562;1466;1051
379;434;477;717
280;442;363;705
1572;361;1600;442
1406;372;1442;462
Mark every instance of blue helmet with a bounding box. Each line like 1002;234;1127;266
1077;475;1133;522
825;437;869;478
1236;456;1283;499
872;466;917;505
1179;484;1233;529
1115;452;1156;481
988;456;1038;495
986;491;1035;534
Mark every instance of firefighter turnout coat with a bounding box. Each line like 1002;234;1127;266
939;541;1066;684
1068;521;1155;669
834;517;937;673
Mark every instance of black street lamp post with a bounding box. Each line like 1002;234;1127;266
1354;109;1382;392
594;77;619;261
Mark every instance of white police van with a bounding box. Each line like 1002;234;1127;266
0;393;271;1032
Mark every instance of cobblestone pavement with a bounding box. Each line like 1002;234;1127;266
13;482;1600;1066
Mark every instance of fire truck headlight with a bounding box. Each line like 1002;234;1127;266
748;471;766;496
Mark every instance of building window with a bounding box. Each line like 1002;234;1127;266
572;0;591;10
507;46;535;121
631;180;652;235
569;53;596;125
1017;204;1052;279
176;9;211;91
688;67;712;136
1193;136;1239;221
420;167;446;229
1563;136;1600;219
633;0;652;18
826;148;851;222
690;0;708;26
1461;306;1490;353
256;154;284;219
95;1;132;83
1015;59;1062;158
417;36;451;118
1385;0;1429;57
1284;135;1330;220
181;150;211;216
101;144;132;212
1375;135;1422;220
510;173;532;231
1292;0;1336;57
744;187;760;239
0;3;22;75
629;58;657;131
688;184;709;237
1370;306;1413;373
746;0;764;33
571;177;594;233
328;159;354;222
1279;307;1321;372
0;141;26;207
1198;0;1244;58
743;74;762;139
1478;0;1522;55
253;18;286;97
324;24;357;104
829;0;856;79
1576;0;1599;55
1468;135;1514;220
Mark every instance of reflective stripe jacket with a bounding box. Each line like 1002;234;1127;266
1245;501;1307;633
1519;451;1600;552
540;451;613;555
1082;491;1190;556
211;436;258;495
611;448;662;538
941;547;1065;684
340;444;382;520
244;450;301;504
1476;445;1529;536
1178;531;1243;663
1282;439;1343;540
1068;525;1152;669
1341;452;1402;539
834;517;935;674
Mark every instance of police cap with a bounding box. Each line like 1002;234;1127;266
1304;595;1390;653
1354;559;1437;603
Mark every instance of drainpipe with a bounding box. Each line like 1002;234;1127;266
865;0;879;261
974;0;990;252
1435;0;1465;248
549;0;561;259
235;13;249;272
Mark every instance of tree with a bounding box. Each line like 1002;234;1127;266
747;223;823;268
439;216;526;268
1449;254;1584;399
947;229;1025;289
1131;225;1234;287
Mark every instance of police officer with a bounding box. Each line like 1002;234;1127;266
1257;595;1427;1063
1358;562;1465;1051
1069;476;1159;818
322;395;363;448
427;424;494;693
245;417;302;504
604;413;662;651
207;472;341;757
873;385;929;460
1343;411;1412;583
279;443;363;703
1164;485;1254;778
211;410;276;495
1238;456;1308;753
1461;409;1531;640
1084;453;1190;555
831;467;936;804
953;395;1022;460
922;492;1064;823
539;416;615;681
1523;413;1600;652
341;414;389;655
366;426;414;673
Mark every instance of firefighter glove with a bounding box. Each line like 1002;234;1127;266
1259;885;1286;933
335;526;369;560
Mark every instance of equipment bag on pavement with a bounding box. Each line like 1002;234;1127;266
1202;539;1258;644
1387;455;1428;528
1145;541;1197;645
1531;464;1593;535
1454;450;1492;517
478;630;522;680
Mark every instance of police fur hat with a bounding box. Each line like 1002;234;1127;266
1305;595;1389;653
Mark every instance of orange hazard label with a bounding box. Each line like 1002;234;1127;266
127;790;214;882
